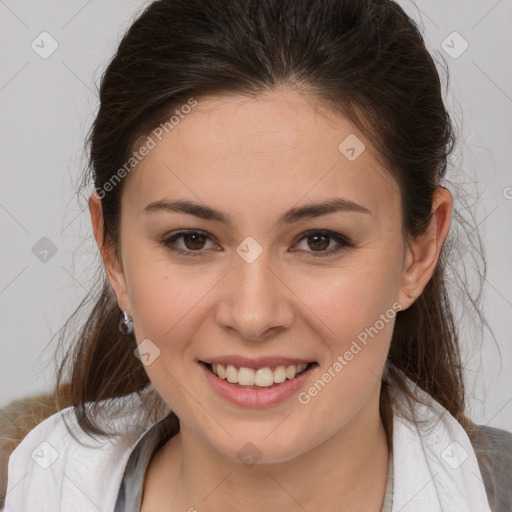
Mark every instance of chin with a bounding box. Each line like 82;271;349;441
204;425;308;466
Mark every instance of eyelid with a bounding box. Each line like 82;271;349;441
160;229;221;257
160;229;354;258
291;230;354;258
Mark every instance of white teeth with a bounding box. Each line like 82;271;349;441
238;367;255;385
216;364;226;379
254;368;274;387
286;365;297;379
226;364;238;383
273;365;287;383
209;362;310;387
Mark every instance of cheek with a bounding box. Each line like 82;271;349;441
124;257;207;410
292;261;400;345
298;272;397;420
123;247;202;346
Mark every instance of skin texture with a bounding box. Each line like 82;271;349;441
89;87;452;511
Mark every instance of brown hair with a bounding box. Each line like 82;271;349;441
53;0;488;443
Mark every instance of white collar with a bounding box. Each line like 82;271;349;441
390;371;491;511
4;376;491;511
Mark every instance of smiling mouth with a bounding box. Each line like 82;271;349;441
202;361;317;389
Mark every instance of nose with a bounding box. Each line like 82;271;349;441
214;252;294;341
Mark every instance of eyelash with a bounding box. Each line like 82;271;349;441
159;229;354;258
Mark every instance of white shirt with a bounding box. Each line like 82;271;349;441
4;374;510;511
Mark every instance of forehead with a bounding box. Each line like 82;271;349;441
123;89;399;223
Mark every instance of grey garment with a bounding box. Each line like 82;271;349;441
114;414;394;512
114;414;179;512
471;423;512;512
381;450;394;512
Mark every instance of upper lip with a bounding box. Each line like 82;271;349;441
200;355;315;369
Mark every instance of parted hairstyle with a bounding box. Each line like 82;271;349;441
52;0;489;446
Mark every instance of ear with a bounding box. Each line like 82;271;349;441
397;187;452;310
88;192;132;315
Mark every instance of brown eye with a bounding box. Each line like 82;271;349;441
182;232;207;250
161;230;220;257
292;230;353;258
306;233;330;251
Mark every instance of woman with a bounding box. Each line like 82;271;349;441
4;0;512;511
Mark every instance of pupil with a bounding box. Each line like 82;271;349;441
185;233;205;250
309;234;329;251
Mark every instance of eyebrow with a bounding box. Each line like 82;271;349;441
144;197;371;225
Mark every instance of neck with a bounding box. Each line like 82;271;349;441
143;389;391;512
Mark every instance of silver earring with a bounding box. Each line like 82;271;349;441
119;310;134;335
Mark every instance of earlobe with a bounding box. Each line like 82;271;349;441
398;187;453;310
88;192;131;313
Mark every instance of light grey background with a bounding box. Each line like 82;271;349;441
1;0;511;430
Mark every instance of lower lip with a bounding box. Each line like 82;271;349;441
199;362;317;408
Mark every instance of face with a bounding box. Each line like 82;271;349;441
97;88;419;464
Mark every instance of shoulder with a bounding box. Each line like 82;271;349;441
470;423;512;512
3;393;160;512
472;423;512;450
